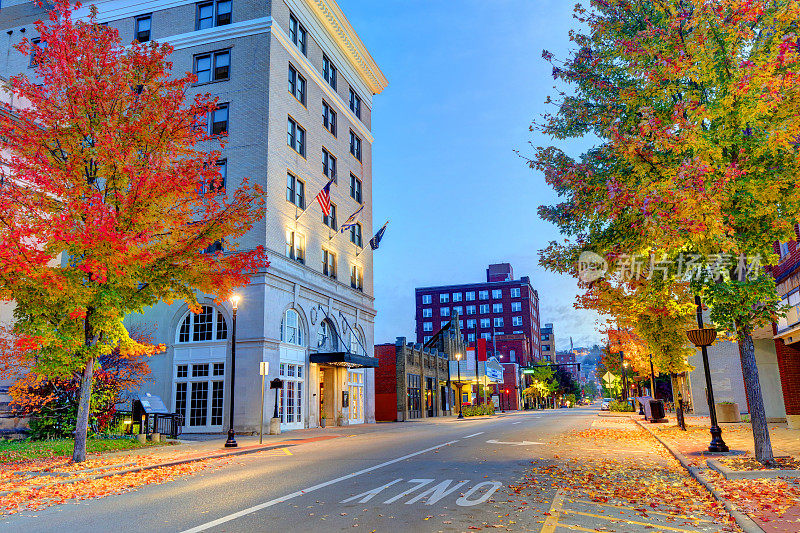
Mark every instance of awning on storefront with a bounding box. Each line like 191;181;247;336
310;351;379;368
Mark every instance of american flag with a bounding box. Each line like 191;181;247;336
315;178;334;217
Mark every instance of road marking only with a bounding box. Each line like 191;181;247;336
463;432;485;438
339;478;499;506
486;439;544;446
180;439;459;533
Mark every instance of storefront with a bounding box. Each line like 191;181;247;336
310;352;378;425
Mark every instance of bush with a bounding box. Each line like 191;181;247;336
609;400;635;412
461;404;496;417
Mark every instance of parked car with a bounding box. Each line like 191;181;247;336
600;398;613;411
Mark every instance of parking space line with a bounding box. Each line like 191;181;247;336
562;509;700;532
569;499;714;522
180;439;459;533
540;489;566;533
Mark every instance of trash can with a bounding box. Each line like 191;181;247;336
649;399;666;422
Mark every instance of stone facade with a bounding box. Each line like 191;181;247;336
0;0;387;434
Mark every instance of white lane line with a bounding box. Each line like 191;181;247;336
486;439;544;446
463;432;485;438
180;439;459;533
512;422;521;425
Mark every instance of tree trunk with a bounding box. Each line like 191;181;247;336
72;356;95;463
737;324;774;465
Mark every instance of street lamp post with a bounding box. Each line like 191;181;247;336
688;295;728;453
649;353;656;398
455;353;464;419
225;294;241;448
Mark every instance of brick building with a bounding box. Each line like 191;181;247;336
540;323;555;362
555;351;579;380
374;323;465;421
0;0;387;433
414;263;542;365
771;232;800;429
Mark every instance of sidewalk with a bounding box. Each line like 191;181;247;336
639;415;800;533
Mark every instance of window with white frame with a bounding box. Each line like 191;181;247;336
466;305;476;315
510;287;521;298
197;0;231;30
423;322;433;332
281;309;304;345
322;248;336;278
480;318;490;328
466;291;475;301
492;289;502;299
440;307;450;317
479;304;489;314
452;293;462;302
350;331;365;356
422;294;431;304
494;317;504;327
466;319;476;329
780;242;790;259
323;54;337;90
174;361;225;428
177;306;228;343
424;335;432;343
351;264;363;291
512;301;522;312
285;229;305;263
467;333;476;342
479;290;489;299
480;332;491;340
288;13;307;55
287;116;306;156
422;308;432;318
513;316;523;326
440;293;449;303
278;362;303;424
350;223;362;247
509;350;516;362
317;319;338;351
288;64;306;104
348;369;364;421
493;303;503;313
453;306;463;316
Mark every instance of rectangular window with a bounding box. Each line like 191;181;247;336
29;38;45;67
322;148;337;181
466;305;476;315
453;306;463;316
422;308;432;318
322;101;337;136
349;88;361;119
480;318;490;328
193;309;213;342
479;290;489;299
287;117;306;156
422;294;431;304
424;335;432;343
350;223;362;247
286;172;304;208
177;364;188;378
452;293;462;302
494;317;504;327
195;49;230;84
192;363;210;377
213;362;225;376
780;242;790;259
512;301;522;312
285;230;305;263
197;0;231;30
350;174;362;203
466;291;475;301
467;333;476;343
288;13;307;55
323;54;337;90
441;320;449;328
481;332;491;340
423;322;433;332
440;307;450;317
135;14;151;42
466;319;476;329
209;103;228;135
189;381;209;426
288;64;306;104
440;293;449;303
322;249;336;278
513;316;523;326
492;289;502;299
323;202;337;230
479;304;489;314
210;381;224;426
349;130;362;161
493;303;503;313
510;287;521;298
175;382;187;420
351;264;363;291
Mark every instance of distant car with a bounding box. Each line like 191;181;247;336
600;398;613;411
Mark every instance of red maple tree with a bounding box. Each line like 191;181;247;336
0;1;267;462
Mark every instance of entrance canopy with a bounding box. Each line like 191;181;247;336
311;351;379;368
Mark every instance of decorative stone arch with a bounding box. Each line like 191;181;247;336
280;302;310;347
350;324;367;356
168;297;233;345
316;317;339;352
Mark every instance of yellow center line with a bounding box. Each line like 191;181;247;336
541;489;566;533
562;509;701;533
569;499;714;522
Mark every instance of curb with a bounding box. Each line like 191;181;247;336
707;458;800;480
0;441;294;498
634;420;765;533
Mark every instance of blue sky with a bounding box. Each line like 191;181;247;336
340;0;602;351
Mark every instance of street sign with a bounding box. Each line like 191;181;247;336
259;361;269;376
485;357;503;382
602;371;618;387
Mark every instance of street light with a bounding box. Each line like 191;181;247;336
455;353;464;419
225;294;241;448
687;295;728;453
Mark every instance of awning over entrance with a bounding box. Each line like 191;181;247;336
310;351;379;368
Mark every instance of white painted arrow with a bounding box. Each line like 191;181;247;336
486;439;544;446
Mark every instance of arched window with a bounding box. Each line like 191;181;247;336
281;309;304;346
177;306;227;343
350;329;364;356
317;319;338;351
509;349;516;362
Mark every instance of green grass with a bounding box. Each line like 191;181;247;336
0;437;166;464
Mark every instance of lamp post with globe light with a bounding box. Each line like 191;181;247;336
455;353;464;419
225;294;241;448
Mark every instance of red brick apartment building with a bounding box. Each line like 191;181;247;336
771;232;800;429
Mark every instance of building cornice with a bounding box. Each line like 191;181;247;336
300;0;387;95
165;17;273;51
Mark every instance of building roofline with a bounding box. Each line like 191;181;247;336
414;279;535;292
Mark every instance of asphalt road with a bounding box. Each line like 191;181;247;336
0;408;735;532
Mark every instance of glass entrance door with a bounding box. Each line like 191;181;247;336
348;369;364;424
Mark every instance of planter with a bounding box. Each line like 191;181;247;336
136;433;147;444
320;418;326;428
150;432;161;442
715;402;741;423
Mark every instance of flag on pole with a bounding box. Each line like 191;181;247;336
369;220;389;250
339;204;364;233
314;178;334;217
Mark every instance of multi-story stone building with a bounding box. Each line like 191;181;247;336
414;263;542;365
540;323;555;362
0;0;387;433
